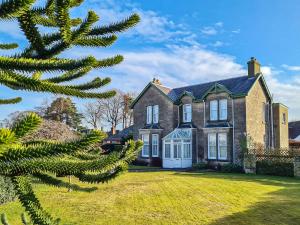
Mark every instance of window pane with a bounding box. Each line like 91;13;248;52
219;99;227;120
147;106;152;124
153;105;159;123
165;144;171;158
142;134;149;157
183;104;192;122
152;134;159;156
218;133;227;160
210;101;218;121
183;143;191;158
208;133;217;159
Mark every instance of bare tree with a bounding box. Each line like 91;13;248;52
83;102;102;129
122;92;136;129
98;91;124;134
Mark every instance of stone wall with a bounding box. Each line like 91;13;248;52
273;103;289;149
246;79;271;147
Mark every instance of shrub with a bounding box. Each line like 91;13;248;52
192;162;208;170
220;163;244;173
256;160;294;177
0;176;16;205
131;159;149;166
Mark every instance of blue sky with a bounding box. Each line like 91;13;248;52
1;0;300;124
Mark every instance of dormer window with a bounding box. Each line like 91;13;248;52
146;105;159;124
183;104;192;122
210;99;228;121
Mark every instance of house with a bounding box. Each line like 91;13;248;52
289;121;300;147
103;126;134;145
130;57;289;168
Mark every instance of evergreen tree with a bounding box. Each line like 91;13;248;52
0;0;141;224
44;97;83;130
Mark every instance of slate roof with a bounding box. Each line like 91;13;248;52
289;121;300;140
154;75;257;102
105;125;134;141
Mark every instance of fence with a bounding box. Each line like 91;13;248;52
244;148;300;177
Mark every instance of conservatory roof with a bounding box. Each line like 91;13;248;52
163;128;192;140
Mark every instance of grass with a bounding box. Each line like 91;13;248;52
1;171;300;225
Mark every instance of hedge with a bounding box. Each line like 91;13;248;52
256;160;294;177
0;176;16;205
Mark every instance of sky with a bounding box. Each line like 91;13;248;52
1;0;300;124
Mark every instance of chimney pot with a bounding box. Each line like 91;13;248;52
152;78;162;85
247;57;261;77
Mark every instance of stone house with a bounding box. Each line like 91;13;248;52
130;58;289;168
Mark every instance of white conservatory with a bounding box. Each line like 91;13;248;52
162;129;193;168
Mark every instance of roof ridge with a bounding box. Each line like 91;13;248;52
172;75;250;90
153;82;172;90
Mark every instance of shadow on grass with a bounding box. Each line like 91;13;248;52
31;178;98;193
173;172;300;225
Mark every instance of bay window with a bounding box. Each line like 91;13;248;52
152;134;159;157
183;104;192;122
208;133;228;160
142;134;149;157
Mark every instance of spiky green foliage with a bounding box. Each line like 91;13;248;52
0;0;140;103
0;0;141;224
0;113;143;225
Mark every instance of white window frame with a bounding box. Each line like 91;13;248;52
152;134;159;157
183;104;192;122
164;140;171;158
146;106;153;124
141;134;150;157
208;133;217;159
219;99;228;120
218;133;227;160
210;100;218;121
153;105;159;124
183;140;192;159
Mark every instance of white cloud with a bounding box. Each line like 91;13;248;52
232;29;241;34
211;41;224;47
201;26;218;35
261;66;300;121
282;64;300;71
215;22;223;27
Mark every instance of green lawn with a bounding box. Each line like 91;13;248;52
1;172;300;225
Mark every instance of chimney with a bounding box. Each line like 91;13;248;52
152;78;162;85
111;126;116;135
247;57;261;77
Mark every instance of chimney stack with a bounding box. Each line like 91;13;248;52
247;57;261;77
152;78;162;85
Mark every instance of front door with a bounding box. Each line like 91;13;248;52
162;140;192;168
172;141;182;168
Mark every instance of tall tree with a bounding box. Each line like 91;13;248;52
44;97;83;130
0;1;141;224
98;90;124;134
